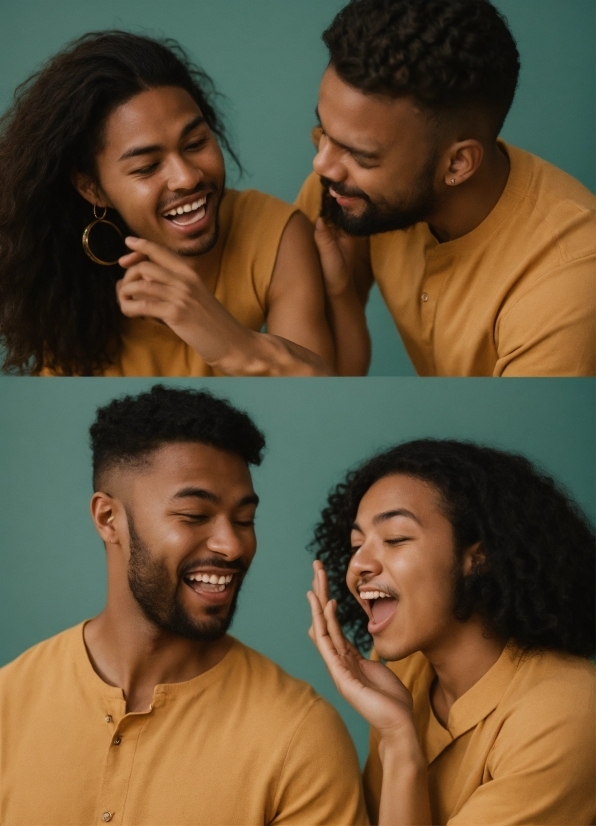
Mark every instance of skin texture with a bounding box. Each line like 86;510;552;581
308;474;504;826
74;86;337;376
86;442;259;713
311;66;511;335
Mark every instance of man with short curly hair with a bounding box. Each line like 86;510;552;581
297;0;595;376
0;386;367;825
308;439;596;824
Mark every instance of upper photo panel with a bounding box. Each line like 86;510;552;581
0;0;594;377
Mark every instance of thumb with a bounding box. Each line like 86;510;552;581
314;217;346;277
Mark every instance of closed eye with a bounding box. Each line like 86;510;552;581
130;162;160;176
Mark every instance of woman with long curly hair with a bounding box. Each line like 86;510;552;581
308;439;595;825
0;31;369;377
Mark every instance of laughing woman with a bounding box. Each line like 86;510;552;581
308;440;595;825
0;32;369;377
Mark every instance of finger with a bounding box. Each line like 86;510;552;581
312;560;330;606
117;295;171;320
119;250;149;268
125;236;190;273
323;599;352;657
119;261;176;287
118;278;176;304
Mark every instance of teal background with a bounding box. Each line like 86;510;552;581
1;0;594;375
1;377;594;761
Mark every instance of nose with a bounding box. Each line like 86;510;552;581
166;153;203;192
348;537;383;582
313;134;346;183
206;516;248;561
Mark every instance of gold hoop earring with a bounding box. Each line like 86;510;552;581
82;205;124;266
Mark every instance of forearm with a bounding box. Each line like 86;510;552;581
214;329;334;377
326;284;371;376
378;733;432;826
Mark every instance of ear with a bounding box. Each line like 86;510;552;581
90;492;123;547
461;541;486;576
71;170;108;208
444;139;484;187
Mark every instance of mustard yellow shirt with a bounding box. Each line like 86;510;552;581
0;623;368;825
296;143;596;376
48;188;295;377
363;646;596;825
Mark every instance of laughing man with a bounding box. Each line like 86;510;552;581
0;32;368;377
0;386;367;825
297;0;596;376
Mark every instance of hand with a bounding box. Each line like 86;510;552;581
314;218;372;303
307;561;416;743
117;236;210;329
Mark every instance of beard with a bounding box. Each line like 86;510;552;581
320;153;440;236
126;514;246;642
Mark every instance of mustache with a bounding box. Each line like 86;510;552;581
178;555;248;578
320;176;371;203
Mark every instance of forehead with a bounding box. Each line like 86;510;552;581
100;86;204;154
123;442;254;498
355;474;444;525
318;66;431;150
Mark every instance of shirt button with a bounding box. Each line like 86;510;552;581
102;813;113;822
113;736;122;745
421;293;429;302
104;715;112;723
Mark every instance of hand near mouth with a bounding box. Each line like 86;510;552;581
307;560;416;743
117;236;262;370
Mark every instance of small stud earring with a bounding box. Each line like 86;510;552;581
450;178;456;185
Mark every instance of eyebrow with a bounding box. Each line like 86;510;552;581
314;106;379;160
172;487;260;508
118;115;207;161
351;508;421;532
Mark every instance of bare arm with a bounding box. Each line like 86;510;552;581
116;229;336;377
308;561;432;826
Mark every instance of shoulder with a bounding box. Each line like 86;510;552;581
506;144;596;264
230;640;353;734
507;649;595;713
224;188;297;237
0;624;83;692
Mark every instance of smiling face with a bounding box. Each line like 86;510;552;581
314;67;444;235
112;441;258;641
76;86;226;257
347;474;470;662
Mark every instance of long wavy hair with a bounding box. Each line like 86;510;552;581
311;439;595;657
0;31;239;375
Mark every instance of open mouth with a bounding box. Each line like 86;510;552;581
162;194;209;227
359;588;398;631
182;570;236;604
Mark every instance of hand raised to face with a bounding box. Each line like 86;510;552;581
307;560;416;746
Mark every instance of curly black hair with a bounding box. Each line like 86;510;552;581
311;439;595;658
90;384;265;489
323;0;520;133
0;31;240;376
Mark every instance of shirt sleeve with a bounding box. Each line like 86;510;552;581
270;697;369;826
448;676;596;826
494;255;596;376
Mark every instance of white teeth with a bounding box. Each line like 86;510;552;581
187;572;233;585
360;590;391;600
209;575;218;584
164;196;207;218
217;576;226;584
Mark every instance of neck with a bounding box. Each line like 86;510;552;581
84;596;231;713
424;616;506;724
427;142;510;243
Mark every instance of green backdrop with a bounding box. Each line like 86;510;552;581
1;377;594;760
1;0;594;375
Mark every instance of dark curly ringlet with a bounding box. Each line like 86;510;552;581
90;385;265;490
323;0;520;133
0;31;240;376
311;439;595;658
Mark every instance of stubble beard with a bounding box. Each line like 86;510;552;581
320;152;440;236
126;514;244;643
